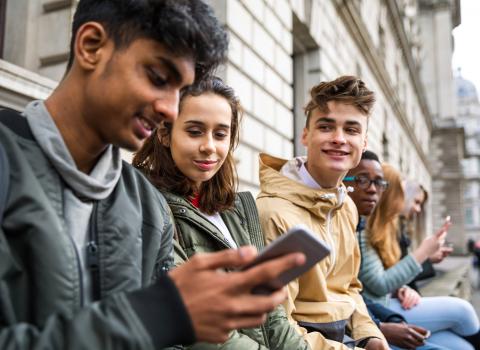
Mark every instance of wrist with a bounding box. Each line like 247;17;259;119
412;247;429;264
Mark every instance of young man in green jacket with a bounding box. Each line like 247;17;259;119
0;1;304;348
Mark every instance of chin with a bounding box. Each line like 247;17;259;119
360;209;374;216
327;164;350;174
116;137;143;152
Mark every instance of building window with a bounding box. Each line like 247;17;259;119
292;12;320;156
466;207;474;226
382;132;389;162
378;24;386;62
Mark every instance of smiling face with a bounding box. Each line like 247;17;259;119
169;93;232;190
347;159;385;216
81;36;195;151
302;101;368;187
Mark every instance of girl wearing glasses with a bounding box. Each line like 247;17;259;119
358;163;479;350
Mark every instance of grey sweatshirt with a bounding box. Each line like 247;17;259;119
24;100;122;302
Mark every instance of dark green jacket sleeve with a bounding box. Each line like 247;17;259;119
265;305;311;350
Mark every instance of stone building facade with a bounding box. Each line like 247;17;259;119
456;74;480;242
418;0;465;250
0;0;463;245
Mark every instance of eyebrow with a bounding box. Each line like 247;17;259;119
184;120;231;129
355;172;384;179
156;56;182;85
315;117;363;128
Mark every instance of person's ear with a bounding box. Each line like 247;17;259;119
362;135;368;153
301;127;309;147
74;22;109;71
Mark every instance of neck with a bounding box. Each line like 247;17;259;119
305;162;345;188
45;79;108;174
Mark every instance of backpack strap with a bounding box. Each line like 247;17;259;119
0;108;34;222
237;191;265;250
0;108;34;140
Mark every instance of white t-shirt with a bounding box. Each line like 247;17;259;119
201;212;238;248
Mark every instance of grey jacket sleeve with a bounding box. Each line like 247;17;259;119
0;143;9;223
0;253;193;350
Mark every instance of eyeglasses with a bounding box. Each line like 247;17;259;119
343;175;389;191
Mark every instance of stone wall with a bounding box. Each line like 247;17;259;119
0;1;455;242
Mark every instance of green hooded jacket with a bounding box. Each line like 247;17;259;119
162;191;311;350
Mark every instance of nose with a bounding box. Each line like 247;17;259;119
199;134;215;154
153;89;180;122
365;181;378;194
332;128;346;144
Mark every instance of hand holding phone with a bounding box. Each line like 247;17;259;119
435;215;451;242
242;225;330;294
444;215;451;225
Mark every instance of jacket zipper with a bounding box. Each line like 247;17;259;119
87;202;101;301
322;187;347;276
175;208;232;249
325;207;336;276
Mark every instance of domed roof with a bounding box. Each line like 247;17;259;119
456;75;479;103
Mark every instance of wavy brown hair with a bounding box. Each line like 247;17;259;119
304;75;375;127
366;163;405;268
133;77;242;214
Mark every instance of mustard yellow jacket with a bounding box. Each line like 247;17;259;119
256;153;385;350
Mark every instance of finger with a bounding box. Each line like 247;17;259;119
408;327;426;342
406;295;417;308
436;230;448;241
236;252;306;290
189;246;259;271
225;288;288;315
442;247;454;254
409;325;428;336
402;293;415;309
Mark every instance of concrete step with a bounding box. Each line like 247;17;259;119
417;256;471;300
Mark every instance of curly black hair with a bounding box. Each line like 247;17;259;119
67;0;228;83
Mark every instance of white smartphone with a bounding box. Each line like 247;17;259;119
242;224;331;294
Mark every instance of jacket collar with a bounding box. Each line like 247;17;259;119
258;153;349;218
161;191;249;248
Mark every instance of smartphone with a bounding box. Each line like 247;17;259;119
444;215;451;224
242;224;331;294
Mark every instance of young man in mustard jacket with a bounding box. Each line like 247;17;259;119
257;76;388;350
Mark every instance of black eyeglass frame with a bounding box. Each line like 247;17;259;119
343;175;389;191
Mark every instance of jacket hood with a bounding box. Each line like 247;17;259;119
25;100;122;200
258;153;350;218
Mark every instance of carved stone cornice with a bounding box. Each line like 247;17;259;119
0;59;56;110
419;0;461;28
334;0;432;173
